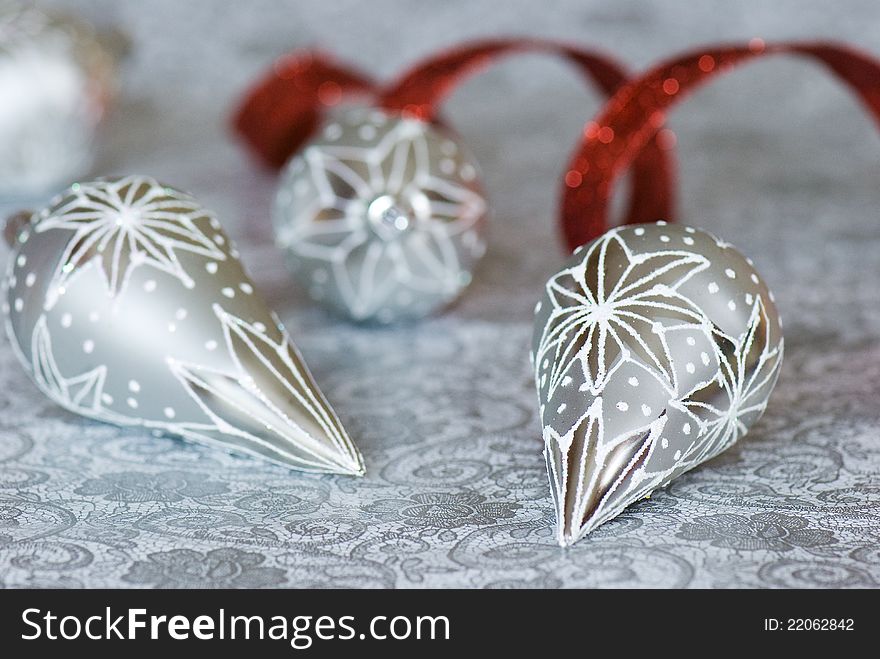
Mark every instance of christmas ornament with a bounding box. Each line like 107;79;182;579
0;2;119;198
274;107;488;323
533;222;783;546
235;39;678;322
536;40;880;544
3;176;365;475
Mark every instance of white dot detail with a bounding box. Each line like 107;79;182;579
163;407;176;419
239;282;253;295
25;273;36;287
683;423;691;435
686;336;696;346
561;375;572;387
143;280;157;292
686;362;695;374
221;287;235;298
128;380;140;393
126;397;138;409
14;298;23;312
83;340;94;353
751;273;760;284
206;262;218;274
628;376;639;387
708;282;719;294
61;313;72;327
728;300;737;311
659;235;670;243
175;308;188;321
617;401;629;411
725;268;736;279
205;340;218;351
557;403;567;414
701;351;710;366
641;404;652;417
661;438;669;449
16;254;26;267
634;228;645;236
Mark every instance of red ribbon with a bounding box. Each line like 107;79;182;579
234;51;375;169
562;40;880;250
233;38;676;237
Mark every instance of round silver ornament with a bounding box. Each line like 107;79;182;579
0;2;117;198
532;222;783;545
273;108;489;323
3;176;364;476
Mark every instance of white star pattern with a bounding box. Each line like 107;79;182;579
275;110;487;322
674;297;784;466
537;230;709;398
36;176;226;307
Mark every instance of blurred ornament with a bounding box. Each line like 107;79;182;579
532;222;783;545
0;2;119;198
235;39;678;323
3;176;365;475
274;107;488;323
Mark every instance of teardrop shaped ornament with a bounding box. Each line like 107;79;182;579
3;176;364;475
532;222;783;545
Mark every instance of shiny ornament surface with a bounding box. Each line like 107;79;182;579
0;2;116;198
273;108;488;323
532;222;783;545
3;176;364;475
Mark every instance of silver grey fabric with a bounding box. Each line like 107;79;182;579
0;0;878;588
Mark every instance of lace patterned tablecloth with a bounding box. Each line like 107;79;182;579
1;0;879;588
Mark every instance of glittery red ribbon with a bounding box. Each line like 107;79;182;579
562;40;880;250
234;51;375;168
233;38;676;232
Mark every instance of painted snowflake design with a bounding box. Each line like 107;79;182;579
533;223;784;545
275;109;487;322
36;176;226;307
674;297;784;466
536;229;709;398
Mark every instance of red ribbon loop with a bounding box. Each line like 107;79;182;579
562;41;880;251
233;38;678;241
234;51;376;168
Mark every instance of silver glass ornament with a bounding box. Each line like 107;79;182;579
273;107;489;323
3;176;364;475
532;222;783;545
0;2;117;198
